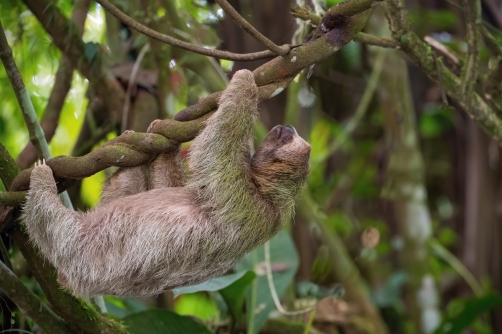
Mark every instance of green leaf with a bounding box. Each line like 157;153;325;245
104;297;148;319
434;295;502;334
172;270;254;298
220;271;256;323
174;293;219;321
208;291;229;320
236;231;299;334
419;104;454;138
84;42;99;62
122;309;211;334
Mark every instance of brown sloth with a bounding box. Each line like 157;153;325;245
21;69;311;297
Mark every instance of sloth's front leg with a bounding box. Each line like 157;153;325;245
22;160;81;267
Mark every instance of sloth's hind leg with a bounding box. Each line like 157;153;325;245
147;120;186;189
98;165;148;207
148;148;185;188
98;130;149;207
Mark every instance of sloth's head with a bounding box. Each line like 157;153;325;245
251;125;311;201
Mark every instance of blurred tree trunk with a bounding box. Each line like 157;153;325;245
217;0;295;126
463;120;502;331
378;48;441;333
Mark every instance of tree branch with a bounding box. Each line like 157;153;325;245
96;0;277;61
0;144;19;190
291;5;398;49
1;0;377;205
354;32;399;48
214;0;290;56
0;261;73;334
9;228;128;334
385;0;502;143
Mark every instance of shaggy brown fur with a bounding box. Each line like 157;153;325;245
21;70;311;297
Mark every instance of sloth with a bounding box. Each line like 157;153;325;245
21;70;311;297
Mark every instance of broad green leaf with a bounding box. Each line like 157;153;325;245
84;42;99;62
220;271;256;323
104;297;148;319
209;291;229;321
172;270;254;298
236;231;299;334
434;295;502;334
175;293;219;321
122;309;211;334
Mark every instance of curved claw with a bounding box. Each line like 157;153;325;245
34;159;48;168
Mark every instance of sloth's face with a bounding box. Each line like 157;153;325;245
252;125;311;183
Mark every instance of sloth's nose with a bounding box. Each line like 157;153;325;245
281;125;296;137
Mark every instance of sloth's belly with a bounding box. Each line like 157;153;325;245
64;189;279;297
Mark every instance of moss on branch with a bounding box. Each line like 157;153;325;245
385;0;502;144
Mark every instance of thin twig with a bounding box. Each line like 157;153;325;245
429;239;483;296
121;44;150;133
354;32;399;48
96;0;276;61
264;241;316;316
303;309;317;334
424;35;460;65
215;0;290;55
0;261;73;334
432;52;449;106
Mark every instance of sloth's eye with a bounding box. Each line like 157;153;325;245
282;135;293;143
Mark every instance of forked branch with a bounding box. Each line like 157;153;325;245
96;0;278;61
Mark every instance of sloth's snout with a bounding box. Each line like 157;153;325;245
273;124;297;139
